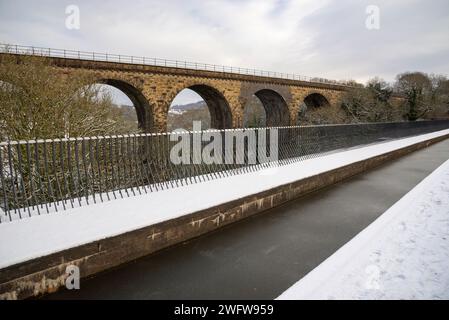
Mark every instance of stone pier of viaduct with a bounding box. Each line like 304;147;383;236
2;53;352;132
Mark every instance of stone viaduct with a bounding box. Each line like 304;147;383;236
1;52;350;132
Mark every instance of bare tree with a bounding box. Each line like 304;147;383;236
0;55;139;141
426;74;449;119
341;78;401;123
298;102;348;125
394;72;433;121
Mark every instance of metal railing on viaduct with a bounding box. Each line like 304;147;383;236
0;44;357;87
1;120;449;222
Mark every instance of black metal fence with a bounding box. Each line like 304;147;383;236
1;120;449;222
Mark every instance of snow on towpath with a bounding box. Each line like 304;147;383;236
278;158;449;300
1;129;449;270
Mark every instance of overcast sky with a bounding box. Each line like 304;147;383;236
1;0;448;104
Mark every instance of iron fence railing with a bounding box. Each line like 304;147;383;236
0;43;357;87
1;120;449;222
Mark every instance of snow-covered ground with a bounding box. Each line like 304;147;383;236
278;158;449;300
0;129;448;271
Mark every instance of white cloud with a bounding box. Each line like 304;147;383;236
1;0;448;86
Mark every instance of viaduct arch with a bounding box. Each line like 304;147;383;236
1;52;350;132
